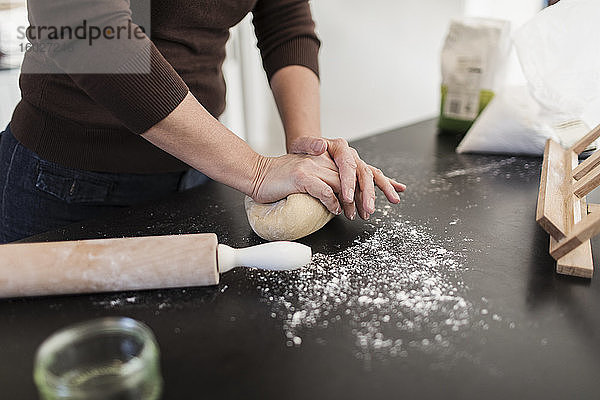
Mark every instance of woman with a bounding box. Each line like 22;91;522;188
0;0;405;243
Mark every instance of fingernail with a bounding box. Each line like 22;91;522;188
312;139;325;153
364;212;370;220
335;206;342;215
350;210;356;220
393;191;401;202
368;197;375;213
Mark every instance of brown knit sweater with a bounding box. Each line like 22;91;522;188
11;0;320;173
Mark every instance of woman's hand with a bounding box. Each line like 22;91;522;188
288;136;406;220
250;153;344;215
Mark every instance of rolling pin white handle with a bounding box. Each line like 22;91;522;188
217;242;312;274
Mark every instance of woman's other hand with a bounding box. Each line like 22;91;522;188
288;137;406;220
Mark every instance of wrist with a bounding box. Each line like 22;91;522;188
286;131;322;153
248;153;272;199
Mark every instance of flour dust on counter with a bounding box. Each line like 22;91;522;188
443;157;518;178
90;290;193;314
395;157;537;208
252;212;504;365
93;296;139;307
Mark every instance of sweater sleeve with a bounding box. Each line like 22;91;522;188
25;0;188;134
251;0;321;81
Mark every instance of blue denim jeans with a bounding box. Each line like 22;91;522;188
0;125;208;243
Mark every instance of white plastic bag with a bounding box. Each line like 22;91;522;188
456;86;558;156
514;0;600;125
457;0;600;155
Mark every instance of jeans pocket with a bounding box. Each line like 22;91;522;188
35;159;113;204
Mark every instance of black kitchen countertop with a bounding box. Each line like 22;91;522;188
2;119;600;399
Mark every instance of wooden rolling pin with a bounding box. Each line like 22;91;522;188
0;233;311;298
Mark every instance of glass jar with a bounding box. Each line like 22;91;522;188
34;317;162;400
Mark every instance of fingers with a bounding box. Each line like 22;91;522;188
390;179;407;192
343;200;357;220
357;161;376;216
285;140;406;221
289;137;327;156
306;164;357;220
318;167;342;194
291;160;341;215
354;185;368;220
326;138;357;204
301;176;342;216
370;166;400;204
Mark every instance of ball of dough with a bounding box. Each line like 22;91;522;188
245;194;334;241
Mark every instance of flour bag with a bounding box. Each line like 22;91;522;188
439;18;511;134
457;0;600;155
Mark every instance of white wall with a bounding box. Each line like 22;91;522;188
219;25;247;141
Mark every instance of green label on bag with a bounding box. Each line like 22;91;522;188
438;85;494;134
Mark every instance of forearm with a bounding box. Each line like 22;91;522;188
142;92;262;196
270;65;322;152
